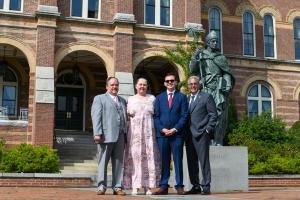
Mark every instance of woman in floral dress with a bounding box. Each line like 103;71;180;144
123;78;161;195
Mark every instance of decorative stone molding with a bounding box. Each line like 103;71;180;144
239;75;282;100
202;0;230;15
184;23;204;34
293;82;300;100
36;5;60;17
258;6;282;22
35;66;55;104
115;72;134;99
286;9;300;24
235;2;260;19
113;13;136;24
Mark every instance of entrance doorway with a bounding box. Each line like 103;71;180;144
55;87;84;130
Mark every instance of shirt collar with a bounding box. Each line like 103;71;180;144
167;90;175;95
191;91;199;98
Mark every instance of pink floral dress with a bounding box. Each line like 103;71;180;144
123;94;161;189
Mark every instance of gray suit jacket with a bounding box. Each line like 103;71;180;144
189;91;217;139
91;92;127;143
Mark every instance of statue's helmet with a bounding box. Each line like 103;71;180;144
205;30;218;44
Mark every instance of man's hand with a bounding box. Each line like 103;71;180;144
161;128;170;135
168;128;177;136
94;135;104;144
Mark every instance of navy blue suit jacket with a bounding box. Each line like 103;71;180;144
154;91;188;138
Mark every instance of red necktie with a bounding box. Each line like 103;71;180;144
168;93;173;108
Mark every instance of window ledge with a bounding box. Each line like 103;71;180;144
61;17;112;25
0;119;28;127
0;10;34;18
136;24;185;32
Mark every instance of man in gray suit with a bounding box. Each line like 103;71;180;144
91;77;127;196
185;76;217;195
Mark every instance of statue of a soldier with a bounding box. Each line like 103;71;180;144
189;31;235;145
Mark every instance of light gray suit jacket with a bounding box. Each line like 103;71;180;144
91;92;127;143
189;91;217;140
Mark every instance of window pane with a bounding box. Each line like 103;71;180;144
72;0;83;17
160;0;170;26
248;100;258;117
2;86;16;115
72;97;78;112
209;8;221;50
88;0;99;19
264;15;274;57
9;0;21;11
4;68;17;82
57;96;67;111
0;0;4;9
243;12;254;56
294;18;300;59
262;101;271;112
261;85;271;97
248;85;258;97
145;0;155;24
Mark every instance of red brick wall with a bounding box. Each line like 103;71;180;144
133;0;144;24
172;0;185;28
0;126;28;144
39;0;57;6
113;34;132;72
223;21;243;55
184;0;201;24
36;27;55;67
249;177;300;187
0;177;92;187
58;0;70;17
277;28;294;60
33;104;54;147
115;0;132;14
101;0;115;21
23;0;38;13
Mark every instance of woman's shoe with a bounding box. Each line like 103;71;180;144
144;187;152;195
131;188;138;195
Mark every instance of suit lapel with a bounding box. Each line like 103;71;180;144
190;92;201;113
105;93;118;111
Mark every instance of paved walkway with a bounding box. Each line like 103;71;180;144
0;187;299;200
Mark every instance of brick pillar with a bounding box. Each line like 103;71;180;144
112;7;135;98
32;5;59;147
115;0;133;14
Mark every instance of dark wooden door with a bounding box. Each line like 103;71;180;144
55;87;84;130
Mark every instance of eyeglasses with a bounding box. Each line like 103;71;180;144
188;83;198;86
164;80;175;83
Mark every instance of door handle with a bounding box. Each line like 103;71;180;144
66;112;71;119
69;112;72;118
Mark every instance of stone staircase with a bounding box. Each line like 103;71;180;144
54;131;99;176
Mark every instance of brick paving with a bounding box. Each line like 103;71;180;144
0;187;300;200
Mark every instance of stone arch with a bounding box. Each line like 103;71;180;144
0;35;36;73
293;82;300;101
286;9;300;24
202;0;230;15
55;42;114;76
258;5;282;22
235;2;260;19
240;75;282;99
133;48;185;81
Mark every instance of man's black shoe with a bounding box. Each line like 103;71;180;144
202;189;211;195
187;186;202;194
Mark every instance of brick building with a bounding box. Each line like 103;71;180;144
0;0;299;148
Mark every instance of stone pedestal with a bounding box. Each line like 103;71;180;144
171;146;248;193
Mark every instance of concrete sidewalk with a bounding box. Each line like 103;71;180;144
0;187;299;200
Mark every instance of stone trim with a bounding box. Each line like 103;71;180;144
136;24;185;32
35;66;54;104
115;72;134;99
113;13;136;24
36;5;60;17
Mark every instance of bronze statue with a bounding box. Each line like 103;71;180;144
189;31;235;145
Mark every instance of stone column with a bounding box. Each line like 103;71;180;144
112;2;135;98
31;5;59;147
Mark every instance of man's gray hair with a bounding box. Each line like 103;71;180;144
188;75;200;83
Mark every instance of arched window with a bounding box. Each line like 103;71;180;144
263;14;275;58
208;7;222;50
71;0;100;19
0;66;18;116
247;84;272;117
243;11;255;56
145;0;172;26
293;18;300;60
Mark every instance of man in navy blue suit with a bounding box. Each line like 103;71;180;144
154;73;188;195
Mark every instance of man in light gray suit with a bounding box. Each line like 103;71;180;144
91;77;127;196
185;76;217;195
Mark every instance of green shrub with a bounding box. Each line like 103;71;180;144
0;143;59;173
228;113;300;174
